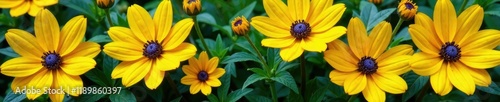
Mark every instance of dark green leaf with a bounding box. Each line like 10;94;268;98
477;82;500;95
227;89;254;102
225;63;237;77
217;74;231;101
221;52;260;64
277;61;299;72
88;35;112;43
359;1;378;26
270;71;299;94
393;27;410;41
244;95;272;102
229;1;257;23
169;96;182;102
102;53;118;86
286;90;303;102
109;89;136;102
248;68;267;77
84;68;112;87
0;47;19;57
4;90;26;102
75;93;106;102
207;94;219;102
309;86;328;102
242;74;267;89
402;71;429;102
59;0;99;22
367;8;396;31
214;34;229;58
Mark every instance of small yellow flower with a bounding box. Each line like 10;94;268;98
0;0;58;17
369;0;382;4
104;0;196;90
183;0;201;16
231;16;250;36
1;9;101;102
181;51;225;96
97;0;115;9
398;0;418;20
409;0;500;96
327;17;413;102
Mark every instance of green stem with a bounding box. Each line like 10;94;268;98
105;9;114;27
300;54;306;95
269;81;278;102
243;34;269;71
459;0;469;13
392;17;404;36
166;72;182;98
193;16;211;56
416;81;431;102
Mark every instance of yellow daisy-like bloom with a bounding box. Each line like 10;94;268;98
0;0;58;17
181;51;225;96
398;0;418;20
409;0;500;96
251;0;346;62
327;17;413;102
103;0;196;90
231;16;250;36
97;0;114;9
369;0;382;4
0;9;100;102
183;0;201;16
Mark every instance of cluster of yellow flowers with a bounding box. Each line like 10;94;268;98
0;0;499;102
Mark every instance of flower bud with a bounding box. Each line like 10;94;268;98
231;16;250;36
97;0;115;9
183;0;201;16
369;0;382;4
398;0;418;20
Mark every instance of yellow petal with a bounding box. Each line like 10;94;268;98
206;78;222;87
205;57;219;73
27;2;42;17
5;29;44;59
190;82;202;94
372;73;408;94
301;38;327;52
250;16;291;38
308;0;333;23
410;52;442;76
9;1;29;17
279;42;303;62
64;42;101;59
54;70;83;96
188;57;202;72
310;4;346;33
0;0;24;8
127;4;156;40
182;65;197;77
460;30;500;52
35;9;60;51
344;73;366;95
48;93;65;102
60;57;96;76
11;76;34;92
199;51;209;67
347;17;369;58
461;66;491;87
111;60;146;79
368;21;392;58
155;57;179;71
430;63;453;96
261;37;296;48
103;42;144;61
153;0;173;41
200;83;212;96
144;69;165;90
263;0;293;26
181;75;199;85
108;27;146;44
1;57;43;77
455;5;483;44
33;0;57;6
26;69;52;100
377;45;413;61
59;15;87;56
288;0;309;20
408;24;441;54
460;49;500;69
324;40;358;72
309;26;346;43
329;70;360;86
210;68;225;79
122;59;151;87
162;18;194;50
377;55;411;75
448;62;475;95
162;43;197;64
433;0;457;42
414;13;442;44
362;79;386;102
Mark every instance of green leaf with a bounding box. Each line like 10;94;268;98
359;1;378;26
221;52;261;64
402;71;429;102
147;86;164;102
217;74;231;101
309;86;328;102
214;34;229;58
229;1;257;23
225;63;237;77
367;8;396;31
270;71;299;94
227;89;254;102
169;96;182;102
109;89;136;102
242;74;267;89
393;27;411;42
286;90;303;102
59;0;99;22
102;53;118;86
88;35;112;43
84;68;112;87
248;68;268;77
207;94;219;102
477;82;500;95
277;61;299;72
4;90;26;102
75;93;106;102
0;47;19;57
235;42;258;59
245;95;272;102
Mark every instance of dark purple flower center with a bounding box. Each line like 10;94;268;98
234;19;242;26
405;3;414;10
198;71;209;81
42;51;62;70
440;42;461;62
143;40;163;59
290;20;311;39
358;56;378;74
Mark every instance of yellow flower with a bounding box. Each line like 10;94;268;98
0;9;100;102
97;0;114;9
327;17;413;102
251;0;346;62
183;0;201;16
369;0;382;4
103;0;196;90
409;0;500;96
0;0;58;17
180;51;225;96
398;0;418;20
231;16;250;36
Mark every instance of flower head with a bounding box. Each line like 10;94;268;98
326;17;413;102
231;16;250;36
103;0;196;89
409;0;500;96
0;0;58;17
369;0;383;4
251;0;347;62
398;0;418;20
97;0;115;9
181;51;225;96
183;0;201;16
0;9;101;102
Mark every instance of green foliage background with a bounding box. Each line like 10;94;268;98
0;0;500;101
